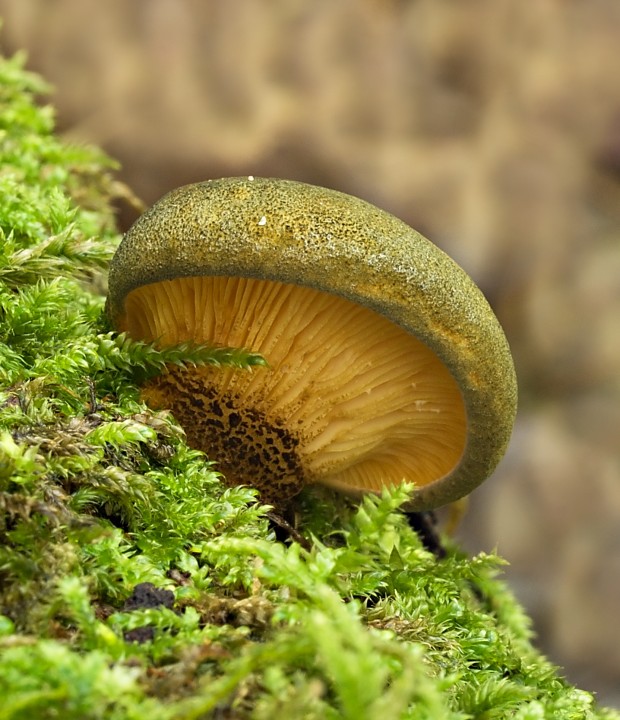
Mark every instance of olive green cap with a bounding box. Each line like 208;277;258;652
107;177;517;510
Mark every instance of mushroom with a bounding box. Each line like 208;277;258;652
107;177;517;511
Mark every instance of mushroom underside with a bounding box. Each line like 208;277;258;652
121;275;467;503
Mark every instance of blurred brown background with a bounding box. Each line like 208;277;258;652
0;0;618;705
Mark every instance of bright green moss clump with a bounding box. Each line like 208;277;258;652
0;45;618;720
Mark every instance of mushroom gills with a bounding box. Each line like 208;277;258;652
123;274;467;503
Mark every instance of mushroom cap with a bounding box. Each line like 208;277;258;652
107;177;517;510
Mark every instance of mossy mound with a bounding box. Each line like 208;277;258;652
0;45;617;720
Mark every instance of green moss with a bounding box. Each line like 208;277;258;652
0;43;617;720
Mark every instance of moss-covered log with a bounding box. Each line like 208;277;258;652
0;46;617;720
